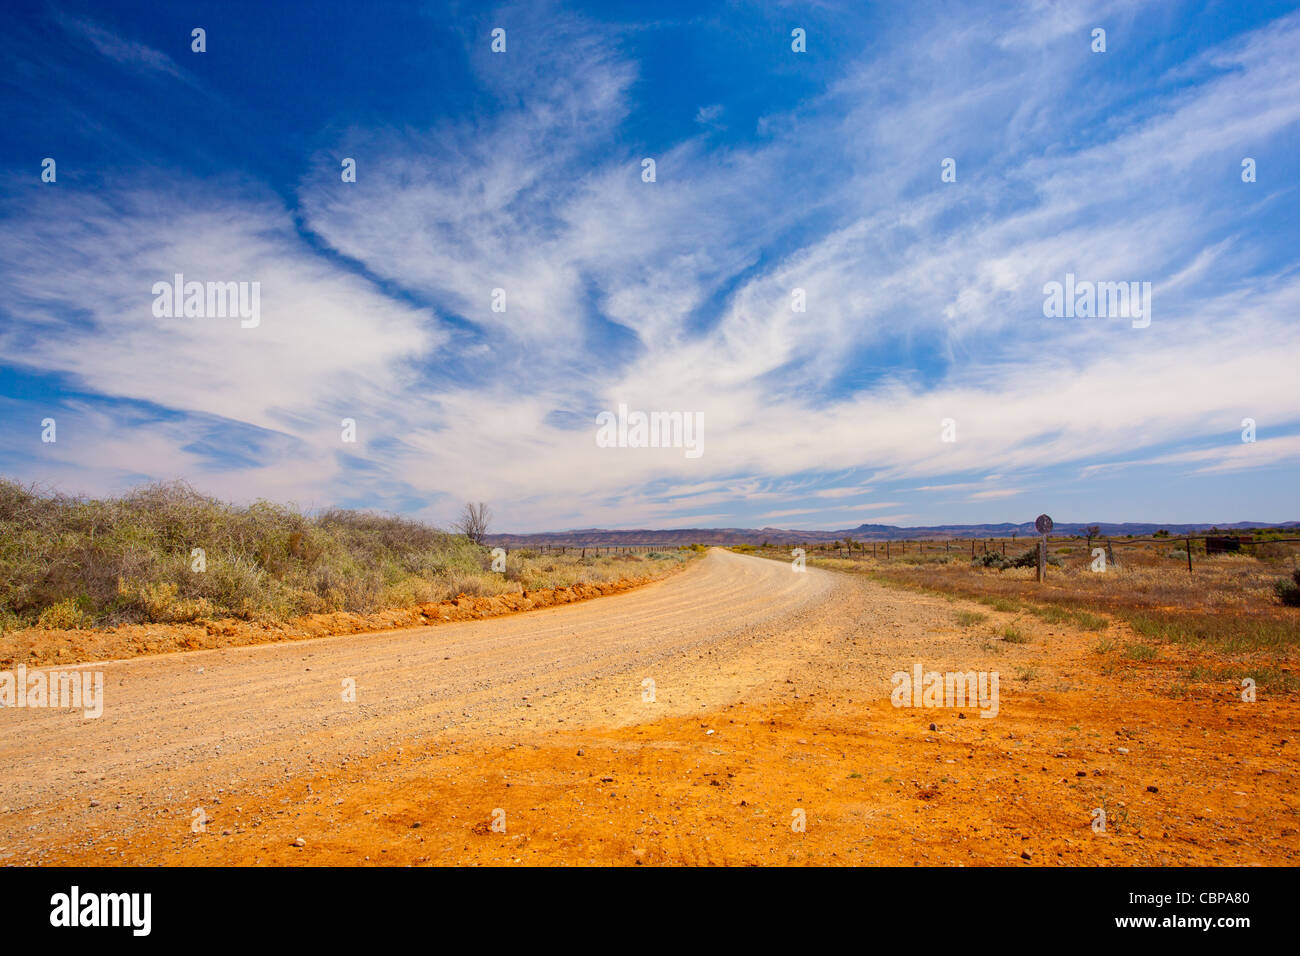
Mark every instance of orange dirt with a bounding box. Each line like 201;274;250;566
32;559;1299;867
37;693;1298;867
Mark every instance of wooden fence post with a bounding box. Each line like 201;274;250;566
1187;537;1193;573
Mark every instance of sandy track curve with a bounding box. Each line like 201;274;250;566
0;549;844;856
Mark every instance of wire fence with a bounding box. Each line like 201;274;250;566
799;534;1300;572
510;536;1300;574
521;545;667;557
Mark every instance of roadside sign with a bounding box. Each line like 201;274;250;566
1034;514;1052;582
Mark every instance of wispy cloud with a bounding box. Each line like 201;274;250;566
2;2;1298;530
59;15;188;81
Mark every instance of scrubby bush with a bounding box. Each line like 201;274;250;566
0;479;690;628
972;547;1062;571
0;479;478;626
1274;569;1300;607
36;596;92;630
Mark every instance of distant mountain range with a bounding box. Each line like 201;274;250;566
485;520;1300;547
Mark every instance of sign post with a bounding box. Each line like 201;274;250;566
1034;514;1053;582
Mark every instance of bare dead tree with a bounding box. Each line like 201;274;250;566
455;501;492;545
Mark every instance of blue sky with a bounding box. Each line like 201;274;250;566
2;0;1299;532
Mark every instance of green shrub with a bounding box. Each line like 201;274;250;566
1274;570;1300;607
37;597;91;630
0;606;24;633
972;547;1060;571
0;479;693;628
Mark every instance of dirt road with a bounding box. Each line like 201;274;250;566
1;549;842;859
3;548;1296;865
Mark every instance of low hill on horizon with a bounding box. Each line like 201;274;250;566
486;520;1300;548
